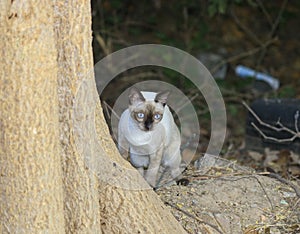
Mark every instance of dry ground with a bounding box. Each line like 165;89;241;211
156;155;300;234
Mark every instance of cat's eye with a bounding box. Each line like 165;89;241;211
154;113;162;120
136;112;145;119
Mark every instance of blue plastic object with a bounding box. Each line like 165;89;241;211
235;65;279;90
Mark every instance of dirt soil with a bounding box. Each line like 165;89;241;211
156;155;300;234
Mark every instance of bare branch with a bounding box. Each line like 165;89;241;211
211;38;277;74
256;0;289;67
255;0;273;26
102;100;120;121
251;122;298;143
94;33;111;56
243;101;300;143
175;93;199;113
230;8;263;47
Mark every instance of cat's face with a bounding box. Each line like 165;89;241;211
128;87;169;131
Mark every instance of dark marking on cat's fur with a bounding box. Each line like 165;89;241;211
154;91;169;106
155;99;166;107
145;110;154;130
129;87;145;105
145;104;163;130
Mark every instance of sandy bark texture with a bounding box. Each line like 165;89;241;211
0;1;65;233
1;0;186;233
53;0;102;232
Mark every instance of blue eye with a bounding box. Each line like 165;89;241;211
137;112;144;119
154;113;161;120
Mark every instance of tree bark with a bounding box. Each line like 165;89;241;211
0;1;65;233
0;1;186;233
53;0;102;232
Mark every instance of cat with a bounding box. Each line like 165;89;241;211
118;87;182;188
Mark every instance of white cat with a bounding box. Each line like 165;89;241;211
118;87;182;187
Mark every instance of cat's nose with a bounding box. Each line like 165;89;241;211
145;122;153;131
145;125;152;131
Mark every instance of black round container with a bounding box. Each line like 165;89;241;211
245;99;300;153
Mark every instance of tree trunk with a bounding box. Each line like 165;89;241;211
53;0;102;232
0;1;186;233
0;1;65;233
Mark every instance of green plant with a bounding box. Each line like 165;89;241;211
208;0;244;17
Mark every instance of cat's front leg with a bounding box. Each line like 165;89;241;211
137;167;145;177
144;147;163;187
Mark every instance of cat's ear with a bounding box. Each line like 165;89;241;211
155;91;170;106
129;87;145;105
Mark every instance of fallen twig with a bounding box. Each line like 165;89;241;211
164;201;223;234
251;175;274;210
190;163;300;199
188;170;270;180
267;172;300;198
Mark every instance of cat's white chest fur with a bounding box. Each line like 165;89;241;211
118;89;182;187
118;108;165;168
